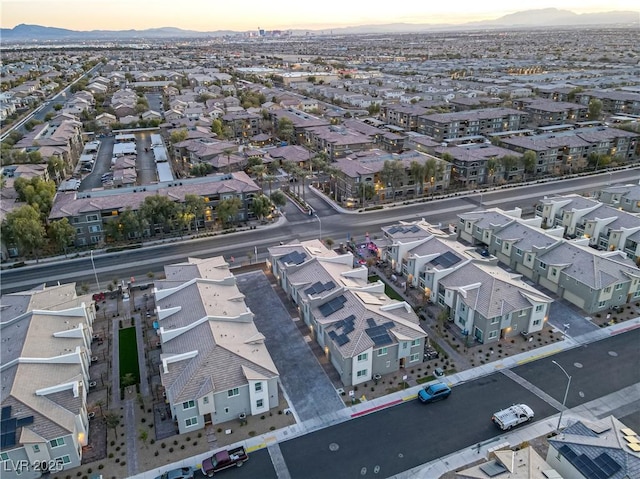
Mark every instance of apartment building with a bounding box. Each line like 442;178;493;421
379;104;430;131
155;256;279;434
331;149;450;206
268;240;427;386
417;108;528;141
595;183;640;214
0;284;96;479
513;98;589;126
47;173;260;247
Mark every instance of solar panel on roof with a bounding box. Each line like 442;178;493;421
594;453;621;476
559;445;577;461
366;318;376;327
319;303;333;317
432;251;461;269
324;281;336;291
336;336;349;346
410;225;420;233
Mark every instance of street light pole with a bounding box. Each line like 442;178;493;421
90;250;100;292
314;213;322;242
552;360;572;431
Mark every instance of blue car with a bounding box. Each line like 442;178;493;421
418;383;451;403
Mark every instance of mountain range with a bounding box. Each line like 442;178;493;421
1;8;638;43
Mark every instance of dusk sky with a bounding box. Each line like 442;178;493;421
2;0;638;31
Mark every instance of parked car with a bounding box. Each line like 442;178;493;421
154;466;194;479
492;404;534;430
418;383;451;403
202;446;248;476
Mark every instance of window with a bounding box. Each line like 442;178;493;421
604;286;611;293
410;339;420;347
75;227;83;234
598;301;606;308
491;317;499;324
410;353;420;362
203;396;209;404
50;438;65;448
539;261;547;270
356;369;368;378
57;455;71;465
495;238;502;245
255;382;263;392
535;305;544;312
533;319;541;326
488;331;498;340
227;388;239;398
86;214;98;222
182;400;195;410
33;445;40;453
256;399;264;408
515;248;522;256
615;284;623;290
519;310;526;316
377;348;388;356
224;407;229;414
89;225;101;233
551;268;557;277
357;353;368;362
185;417;198;427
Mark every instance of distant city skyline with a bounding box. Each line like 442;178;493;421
2;0;639;32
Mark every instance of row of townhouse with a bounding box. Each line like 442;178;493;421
457;207;640;314
154;256;279;434
536;192;640;263
379;221;553;344
0;284;97;479
47;172;260;247
268;240;428;387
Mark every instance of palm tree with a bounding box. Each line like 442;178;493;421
409;161;426;196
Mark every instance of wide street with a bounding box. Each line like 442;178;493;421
1;168;639;294
277;328;640;479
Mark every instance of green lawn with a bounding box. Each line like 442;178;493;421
368;275;404;301
118;327;140;385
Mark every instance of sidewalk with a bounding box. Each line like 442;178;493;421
128;317;640;479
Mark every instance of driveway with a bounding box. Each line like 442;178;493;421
236;271;345;422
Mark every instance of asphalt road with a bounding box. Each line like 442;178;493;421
277;328;640;479
193;448;276;479
1;169;639;295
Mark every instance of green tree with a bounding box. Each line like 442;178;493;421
13;176;56;218
380;160;405;201
356;182;375;206
48;218;75;257
270;190;287;209
120;207;145;241
1;205;46;260
500;155;519;181
47;155;67;183
183;194;206;232
190;162;213;177
277;117;295;144
139;195;179;237
211;118;225;138
409;161;426;195
486;157;498;184
250;194;272;220
169;129;189;144
588;99;603;120
217;197;242;228
522;150;536;181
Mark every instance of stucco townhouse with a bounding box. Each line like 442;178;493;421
267;240;428;387
155;256;279;434
0;284;96;479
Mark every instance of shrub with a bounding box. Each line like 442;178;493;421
198;432;202;438
186;436;191;442
98;465;104;470
261;415;265;420
161;442;166;448
169;447;174;453
270;426;276;431
154;451;159;457
249;431;256;437
181;445;185;450
108;453;114;459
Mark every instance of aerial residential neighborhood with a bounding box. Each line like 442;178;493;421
1;9;640;479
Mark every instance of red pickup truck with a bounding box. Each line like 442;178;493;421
202;446;248;477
